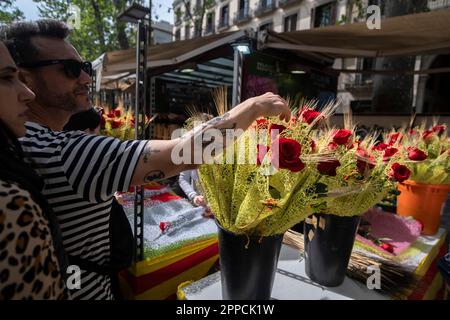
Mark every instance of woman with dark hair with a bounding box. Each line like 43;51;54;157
0;42;69;300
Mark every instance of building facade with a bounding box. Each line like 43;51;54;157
173;0;350;41
172;0;450;113
153;20;174;44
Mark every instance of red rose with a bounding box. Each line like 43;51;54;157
407;147;427;161
111;120;123;129
257;144;269;166
383;147;398;161
159;221;172;233
114;109;122;117
333;129;353;146
356;148;375;174
422;130;434;143
269;124;286;141
387;132;402;145
328;142;338;151
408;129;416;136
271;138;305;172
372;142;388;151
432;125;446;135
317;159;341;176
107;112;115;119
380;243;394;253
388;163;411;183
300;108;322;125
256;118;269;129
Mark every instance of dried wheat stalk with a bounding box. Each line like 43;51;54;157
283;229;419;299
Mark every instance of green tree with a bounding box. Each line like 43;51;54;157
33;0;137;61
0;0;24;24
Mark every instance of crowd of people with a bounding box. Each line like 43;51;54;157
0;19;290;300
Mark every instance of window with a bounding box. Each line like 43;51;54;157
206;12;215;34
220;5;229;28
259;21;273;32
284;13;297;32
175;29;181;41
194;19;202;38
260;0;273;9
239;0;249;12
360;58;374;84
314;1;336;28
185;25;191;39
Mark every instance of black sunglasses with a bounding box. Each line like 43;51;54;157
19;59;93;79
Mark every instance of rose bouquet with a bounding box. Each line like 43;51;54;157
381;123;450;235
307;123;412;217
384;124;450;185
100;107;136;140
299;115;413;287
198;100;340;237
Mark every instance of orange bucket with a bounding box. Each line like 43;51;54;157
397;180;450;235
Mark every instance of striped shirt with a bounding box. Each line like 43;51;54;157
20;122;147;300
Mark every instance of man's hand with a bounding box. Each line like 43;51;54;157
248;92;291;122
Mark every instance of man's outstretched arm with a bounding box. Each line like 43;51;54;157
130;92;290;186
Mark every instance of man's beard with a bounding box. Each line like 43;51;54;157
35;81;89;113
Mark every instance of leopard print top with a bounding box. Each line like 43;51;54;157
0;180;69;300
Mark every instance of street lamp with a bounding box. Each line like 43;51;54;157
117;2;151;263
117;2;150;23
231;37;253;106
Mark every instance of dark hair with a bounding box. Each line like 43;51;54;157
0;120;68;279
0;19;70;65
63;108;102;131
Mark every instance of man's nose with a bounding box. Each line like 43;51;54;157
79;69;92;85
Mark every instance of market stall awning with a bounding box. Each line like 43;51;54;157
259;9;450;61
94;30;249;78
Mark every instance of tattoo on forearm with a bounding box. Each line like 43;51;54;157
182;112;232;140
143;146;161;163
208;112;230;125
144;170;165;182
201;123;237;147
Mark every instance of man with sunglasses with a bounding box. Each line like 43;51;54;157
1;19;291;300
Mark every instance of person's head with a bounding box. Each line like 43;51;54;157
63;107;102;135
1;19;92;119
0;41;35;137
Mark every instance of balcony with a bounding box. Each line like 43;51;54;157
233;8;252;24
428;0;450;10
254;0;277;17
279;0;298;8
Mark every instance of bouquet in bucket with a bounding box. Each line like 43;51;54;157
380;122;449;235
306;115;412;218
198;98;341;237
379;123;450;185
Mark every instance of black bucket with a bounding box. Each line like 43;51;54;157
217;224;283;300
304;213;361;287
